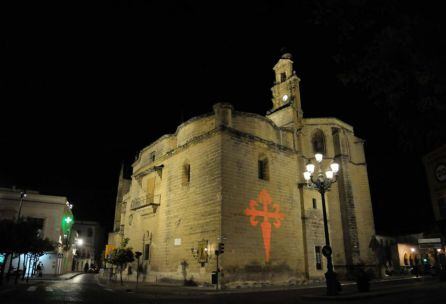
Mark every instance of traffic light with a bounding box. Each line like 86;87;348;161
218;242;225;254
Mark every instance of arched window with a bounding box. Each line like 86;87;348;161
182;161;191;185
258;155;269;181
311;129;326;154
280;72;286;82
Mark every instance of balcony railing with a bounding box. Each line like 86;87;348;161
130;194;161;211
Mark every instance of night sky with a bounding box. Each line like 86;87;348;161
2;1;445;235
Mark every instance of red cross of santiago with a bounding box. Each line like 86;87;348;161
245;189;285;262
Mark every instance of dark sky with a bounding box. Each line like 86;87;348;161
1;1;445;235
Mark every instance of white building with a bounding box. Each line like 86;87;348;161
0;187;75;276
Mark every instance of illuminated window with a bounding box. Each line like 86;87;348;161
258;156;269;181
280;72;286;82
311;129;326;154
312;198;317;209
183;162;191;185
315;246;322;270
144;244;150;261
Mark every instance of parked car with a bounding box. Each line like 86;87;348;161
87;265;99;273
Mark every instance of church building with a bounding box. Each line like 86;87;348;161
108;53;376;287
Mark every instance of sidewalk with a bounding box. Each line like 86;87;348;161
28;271;82;281
0;272;83;293
97;274;441;299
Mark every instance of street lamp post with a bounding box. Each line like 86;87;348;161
303;153;340;296
17;191;27;221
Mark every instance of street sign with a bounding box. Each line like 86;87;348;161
418;238;442;244
0;254;4;264
418;238;442;249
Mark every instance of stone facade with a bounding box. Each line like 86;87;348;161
108;53;376;286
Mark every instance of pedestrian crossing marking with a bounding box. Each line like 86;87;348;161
27;286;37;291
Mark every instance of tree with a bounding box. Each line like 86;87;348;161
106;238;134;285
0;219;15;285
0;219;54;285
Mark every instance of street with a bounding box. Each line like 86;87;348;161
1;273;446;304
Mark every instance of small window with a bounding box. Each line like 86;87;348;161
144;244;150;261
128;215;133;226
280;72;286;82
315;246;323;270
312;198;317;209
87;228;93;237
258;157;269;181
150;151;156;163
182;163;191;185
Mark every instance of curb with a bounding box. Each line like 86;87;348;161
30;272;83;281
96;275;440;299
61;272;83;280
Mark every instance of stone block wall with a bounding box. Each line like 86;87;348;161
220;130;306;286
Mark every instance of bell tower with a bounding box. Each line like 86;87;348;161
271;52;303;121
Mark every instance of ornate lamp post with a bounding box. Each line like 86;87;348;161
303;153;340;296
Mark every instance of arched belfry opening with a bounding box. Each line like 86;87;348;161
311;129;326;154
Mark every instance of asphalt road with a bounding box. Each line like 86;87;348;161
0;273;445;304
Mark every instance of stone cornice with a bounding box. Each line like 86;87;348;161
303;118;354;132
133;125;297;177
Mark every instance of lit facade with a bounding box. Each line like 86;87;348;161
108;54;376;286
72;221;105;271
0;187;75;275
